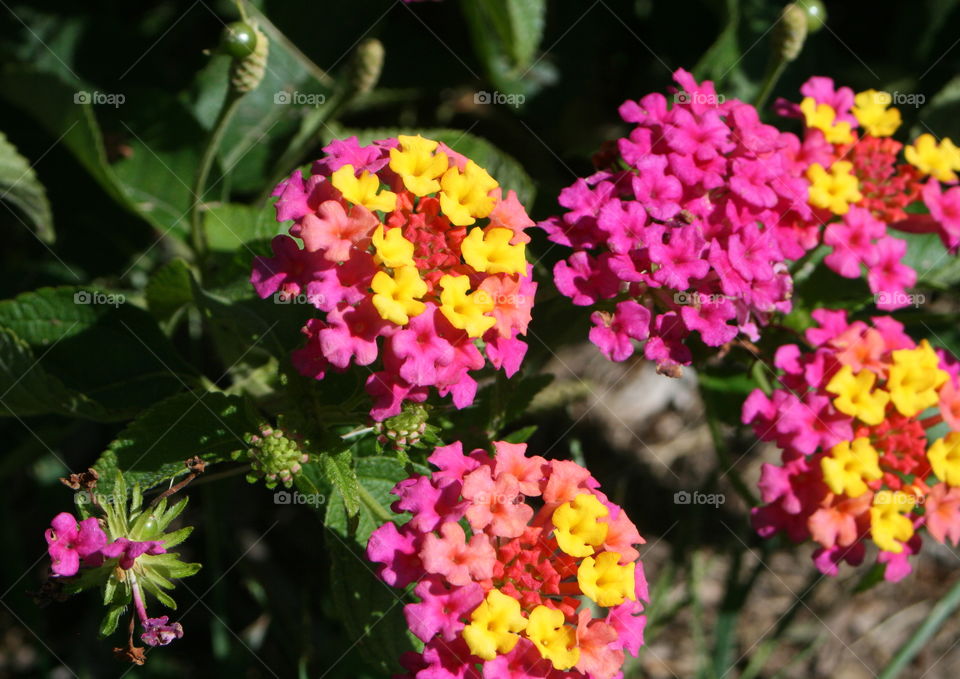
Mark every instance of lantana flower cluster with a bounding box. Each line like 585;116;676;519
366;440;648;678
43;478;199;648
252;135;536;420
540;68;804;374
743;309;960;581
776;77;960;310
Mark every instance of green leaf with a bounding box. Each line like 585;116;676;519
461;0;549;96
325;530;415;675
0;67;206;240
203;203;285;253
0;287;195;417
899;231;960;290
321;451;361;518
339;127;536;206
146;259;195;323
325;456;413;544
92;391;258;493
0;129;54;242
0;327;109;419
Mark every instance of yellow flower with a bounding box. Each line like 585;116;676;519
371;224;415;269
389;135;449;196
525;605;580;670
870;490;916;553
438;274;495;338
904;134;960;183
800;97;855;144
806;161;862;215
928;432;960;487
371;266;427;325
439;160;499;226
331;164;397;212
852;89;901;137
887;340;949;417
551;493;609;557
577;551;636;607
821;437;882;497
462;589;527;660
825;365;890;425
461;227;527;275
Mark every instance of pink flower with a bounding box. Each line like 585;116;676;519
867;236;916;310
925;484;960;546
45;513;107;577
297;200;377;261
799;76;856;125
588;301;651;362
923;179;960;251
421;521;496;586
102;537;166;570
387;304;455;386
405;577;485;643
367;521;422;588
823;207;885;278
462;467;533;538
141;617;184;647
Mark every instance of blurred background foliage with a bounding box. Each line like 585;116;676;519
1;0;960;677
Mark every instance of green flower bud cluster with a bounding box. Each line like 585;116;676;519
236;426;310;489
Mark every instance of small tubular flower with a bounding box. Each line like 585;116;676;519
526;605;580;670
806;161;862;215
821;438;882;497
800;97;854;144
440;160;499;226
255;136;536;419
905;134;960;183
331;164;397;212
552;493;609;557
887;340;949;417
438;274;496;338
389;134;449;196
371;266;427;325
870;491;916;553
367;440;647;678
851;90;901;137
928;432;960;487
462;589;528;659
825;365;890;425
461;227;527;275
743;311;960;582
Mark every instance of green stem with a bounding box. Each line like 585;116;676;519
190;89;244;257
754;56;787;111
878;577;960;679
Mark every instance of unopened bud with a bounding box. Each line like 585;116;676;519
230;24;269;94
348;38;384;95
772;4;808;62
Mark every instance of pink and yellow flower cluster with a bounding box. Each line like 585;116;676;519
743;310;960;581
252;135;536;419
367;441;648;678
776;77;960;310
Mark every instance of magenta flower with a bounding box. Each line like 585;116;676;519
45;513;107;577
102;537;166;570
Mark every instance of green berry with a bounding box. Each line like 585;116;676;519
796;0;827;33
220;22;258;59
